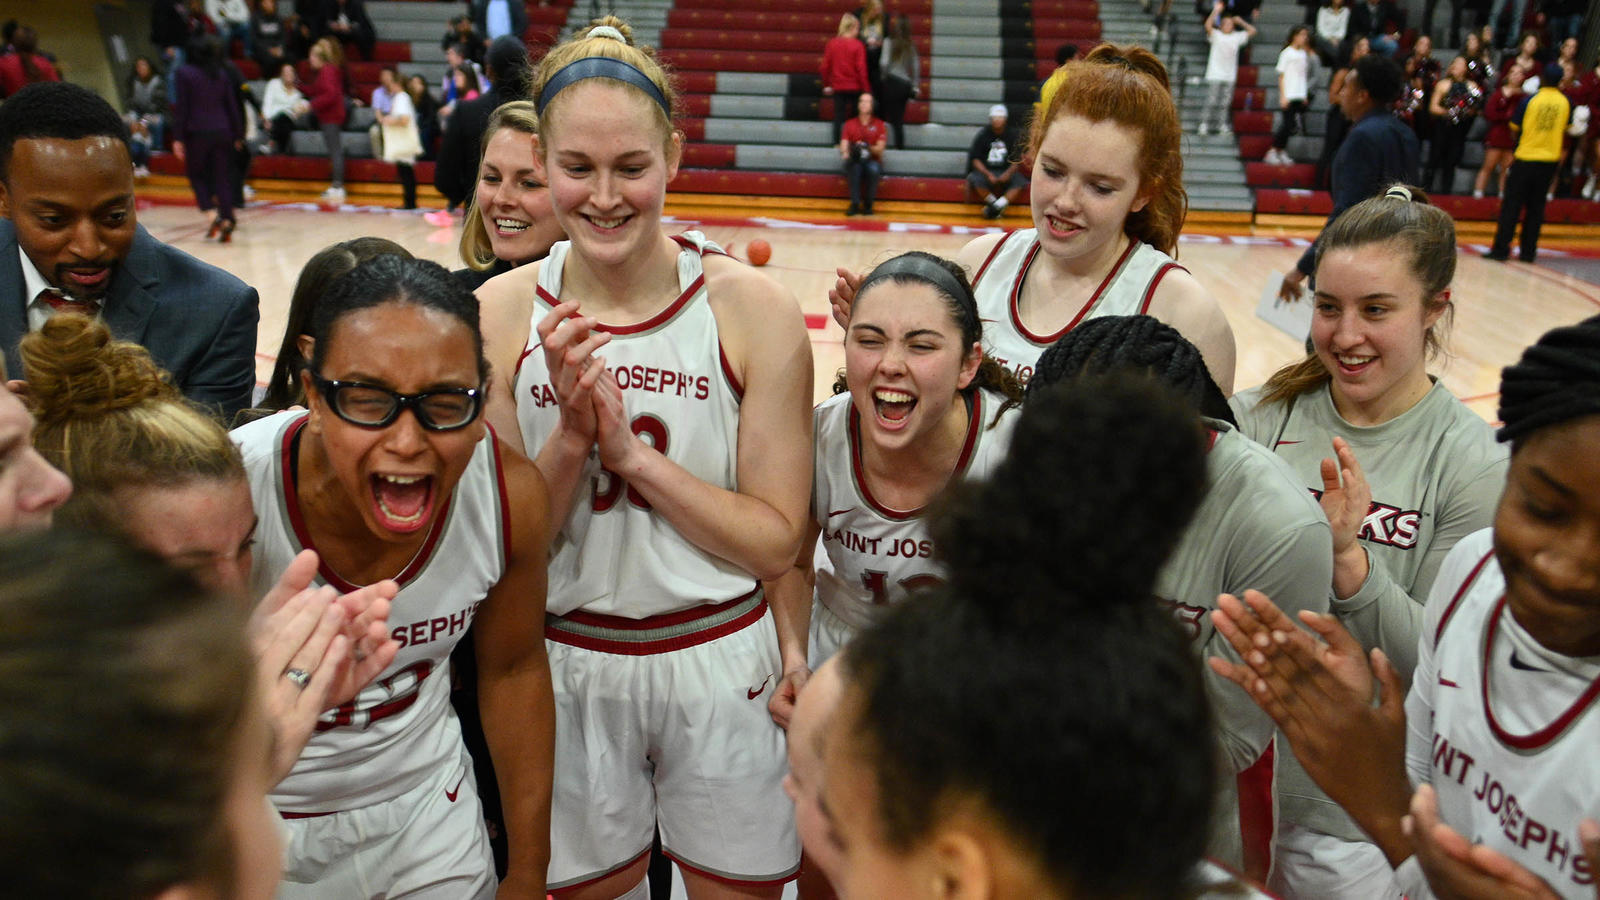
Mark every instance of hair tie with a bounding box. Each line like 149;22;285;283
588;25;626;42
537;56;670;117
1385;184;1414;202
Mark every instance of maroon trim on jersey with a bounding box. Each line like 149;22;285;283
487;422;514;567
279;415;455;594
848;390;982;521
1237;742;1276;886
719;343;745;399
1205;427;1219;452
1139;262;1186;315
551;847;653;894
1009;237;1139;346
279;809;338;819
663;849;800;888
970;230;1015;289
533;273;706;337
1433;548;1497;648
514;344;538;378
1481;594;1600;751
546;590;768;655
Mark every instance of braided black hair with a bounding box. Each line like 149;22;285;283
1497;314;1600;446
841;375;1215;898
1027;315;1237;426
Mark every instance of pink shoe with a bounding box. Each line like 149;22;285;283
424;210;455;227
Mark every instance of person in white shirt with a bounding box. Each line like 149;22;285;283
206;0;253;59
1200;13;1256;136
1268;26;1315;164
261;62;310;153
1315;0;1350;65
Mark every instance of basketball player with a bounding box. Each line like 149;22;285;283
474;18;811;899
233;255;553;898
1210;314;1600;899
1028;315;1331;872
814;375;1273;898
830;44;1236;393
1228;185;1507;897
21;313;400;780
769;250;1021;724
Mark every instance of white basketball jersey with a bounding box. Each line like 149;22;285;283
969;230;1185;385
1406;529;1600;897
514;232;753;619
234;410;510;811
812;388;1018;630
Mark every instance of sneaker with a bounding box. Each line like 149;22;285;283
321;186;345;203
242;185;256;201
983;200;1003;219
1218;127;1233;137
132;165;151;178
1197;123;1211;136
423;209;455;227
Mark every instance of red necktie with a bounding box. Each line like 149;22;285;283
38;289;101;318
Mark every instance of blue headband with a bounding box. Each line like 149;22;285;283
536;56;671;117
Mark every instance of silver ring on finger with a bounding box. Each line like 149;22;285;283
284;667;312;690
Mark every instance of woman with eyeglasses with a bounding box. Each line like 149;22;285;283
230;254;554;899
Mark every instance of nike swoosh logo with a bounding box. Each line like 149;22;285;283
1509;650;1546;672
1274;440;1303;447
1438;675;1459;688
747;674;772;700
444;772;467;802
826;507;855;519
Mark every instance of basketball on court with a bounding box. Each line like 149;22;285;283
747;239;772;267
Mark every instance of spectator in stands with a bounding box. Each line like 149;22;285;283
371;64;397;114
375;68;420;209
1312;0;1348;66
855;0;886;102
173;35;243;243
1501;30;1540;78
1200;13;1255;137
454;102;566;289
967;104;1027;219
1545;0;1583;44
0;82;259;419
1035;43;1078;122
205;0;251;61
451;65;481;107
1316;36;1369;189
1425;55;1483;193
436;35;529;215
439;42;487;122
821;13;869;144
310;0;374;62
878;14;918;149
1485;62;1569;262
840;91;886;216
406;73;440;160
1278;54;1417;299
1474;59;1527;196
262;61;310;153
0;26;60;98
125;56;168;178
440;16;484;66
470;0;528;47
1348;0;1400;55
1485;0;1527;49
1266;26;1313;165
1419;0;1465;47
303;36;350;203
251;0;293;76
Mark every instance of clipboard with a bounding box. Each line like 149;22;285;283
1255;271;1313;339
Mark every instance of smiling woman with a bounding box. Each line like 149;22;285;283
454;101;568;289
474;17;813;900
231;254;554;898
1229;185;1508;898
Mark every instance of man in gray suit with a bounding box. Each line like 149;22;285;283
0;82;258;420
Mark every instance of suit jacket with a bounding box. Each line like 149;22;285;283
0;220;260;420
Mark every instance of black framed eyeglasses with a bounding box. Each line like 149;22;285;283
309;372;484;431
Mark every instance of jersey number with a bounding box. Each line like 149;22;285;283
592;414;669;512
860;570;944;605
316;660;433;732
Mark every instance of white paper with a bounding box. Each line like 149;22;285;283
1256;271;1313;339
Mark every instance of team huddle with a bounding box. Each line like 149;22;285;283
1;15;1599;900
